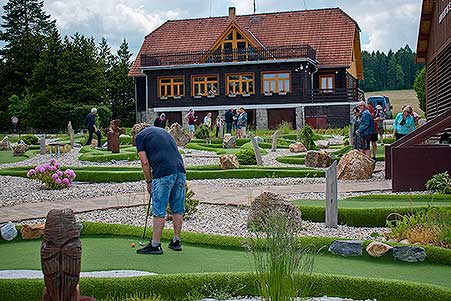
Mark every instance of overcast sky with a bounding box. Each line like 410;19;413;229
0;0;422;58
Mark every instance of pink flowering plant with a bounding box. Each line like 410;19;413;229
27;159;76;189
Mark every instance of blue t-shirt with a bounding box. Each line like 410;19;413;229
135;126;185;179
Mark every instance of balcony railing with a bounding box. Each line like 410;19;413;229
141;45;316;67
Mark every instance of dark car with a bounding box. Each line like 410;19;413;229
367;96;393;119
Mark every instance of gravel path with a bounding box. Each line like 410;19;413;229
19;204;388;240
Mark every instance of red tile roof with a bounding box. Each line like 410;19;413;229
129;8;359;77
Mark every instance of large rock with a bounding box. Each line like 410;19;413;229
393;246;426;262
168;122;191;147
21;224;45;240
289;142;307;153
366;241;393;257
219;154;239;169
329;240;363;256
247;192;302;230
223;134;236;149
337;150;375;180
0;136;11;150
12;142;28;156
1;222;18;241
304;150;332;168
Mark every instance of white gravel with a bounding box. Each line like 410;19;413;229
199;298;375;301
0;270;156;279
19;204;388;240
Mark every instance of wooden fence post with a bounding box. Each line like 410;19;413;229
325;160;338;228
251;136;263;166
271;130;279;152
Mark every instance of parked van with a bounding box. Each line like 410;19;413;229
367;96;393;119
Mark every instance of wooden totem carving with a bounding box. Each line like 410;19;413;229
41;209;93;301
107;119;124;153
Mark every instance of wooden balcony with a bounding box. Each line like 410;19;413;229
141;45;316;67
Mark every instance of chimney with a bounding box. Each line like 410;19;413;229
228;7;236;20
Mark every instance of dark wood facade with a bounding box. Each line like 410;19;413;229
417;0;451;120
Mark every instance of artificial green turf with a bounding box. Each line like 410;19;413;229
1;235;451;289
293;194;451;208
0;150;39;164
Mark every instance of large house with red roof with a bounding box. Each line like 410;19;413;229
129;7;364;129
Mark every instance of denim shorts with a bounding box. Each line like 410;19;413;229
152;172;186;217
188;125;195;133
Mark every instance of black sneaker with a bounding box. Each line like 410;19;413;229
136;243;163;255
168;239;182;251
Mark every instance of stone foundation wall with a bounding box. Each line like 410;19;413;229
136;110;159;124
295;106;305;129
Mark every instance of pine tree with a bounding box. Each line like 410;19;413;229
109;38;135;126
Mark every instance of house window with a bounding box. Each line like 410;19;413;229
262;72;291;93
319;75;334;92
214;28;255;62
192;75;219;96
226;73;254;95
159;77;184;97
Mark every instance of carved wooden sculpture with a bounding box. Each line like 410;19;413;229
107;119;123;153
41;209;95;301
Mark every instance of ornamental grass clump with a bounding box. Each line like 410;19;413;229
247;211;316;301
27;159;76;189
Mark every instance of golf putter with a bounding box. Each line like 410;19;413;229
139;194;152;246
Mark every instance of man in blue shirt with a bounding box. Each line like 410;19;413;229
134;125;186;254
356;101;376;158
85;108;102;148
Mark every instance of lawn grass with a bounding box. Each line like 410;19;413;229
0;149;40;164
1;235;451;289
293;194;451;209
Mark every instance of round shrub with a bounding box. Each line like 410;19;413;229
236;149;257;165
21;134;39;145
194;124;210;139
426;172;451;194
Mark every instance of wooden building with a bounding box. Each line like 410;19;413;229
385;0;451;192
130;7;364;129
417;0;451;119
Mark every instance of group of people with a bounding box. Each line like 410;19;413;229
183;107;248;139
352;101;418;160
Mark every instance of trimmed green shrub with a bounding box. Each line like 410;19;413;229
194;124;210;139
383;137;395;145
426;172;451;194
20;134;39;145
235;149;257;165
300;125;318;150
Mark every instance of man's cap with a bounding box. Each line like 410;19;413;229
91;108;97;113
376;105;382;110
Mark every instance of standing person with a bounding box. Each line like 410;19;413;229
153;113;167;128
233;109;240;137
367;103;379;160
215;115;224;138
375;105;385;144
355;101;375;158
351;107;362;150
134;124;186;255
184;109;197;139
85;108;102;149
238;107;248;138
393;106;416;140
224;108;234;134
203;112;212;129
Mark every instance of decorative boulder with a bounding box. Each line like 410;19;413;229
393;246;426;262
247;192;302;230
0;136;11;150
304;150;332;168
366;241;393;257
219;154;240;169
21;224;45;240
223;134;236;149
289;142;307;153
337;150;375;180
329;240;363;256
12;142;28;156
168;123;191;147
1;222;18;241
